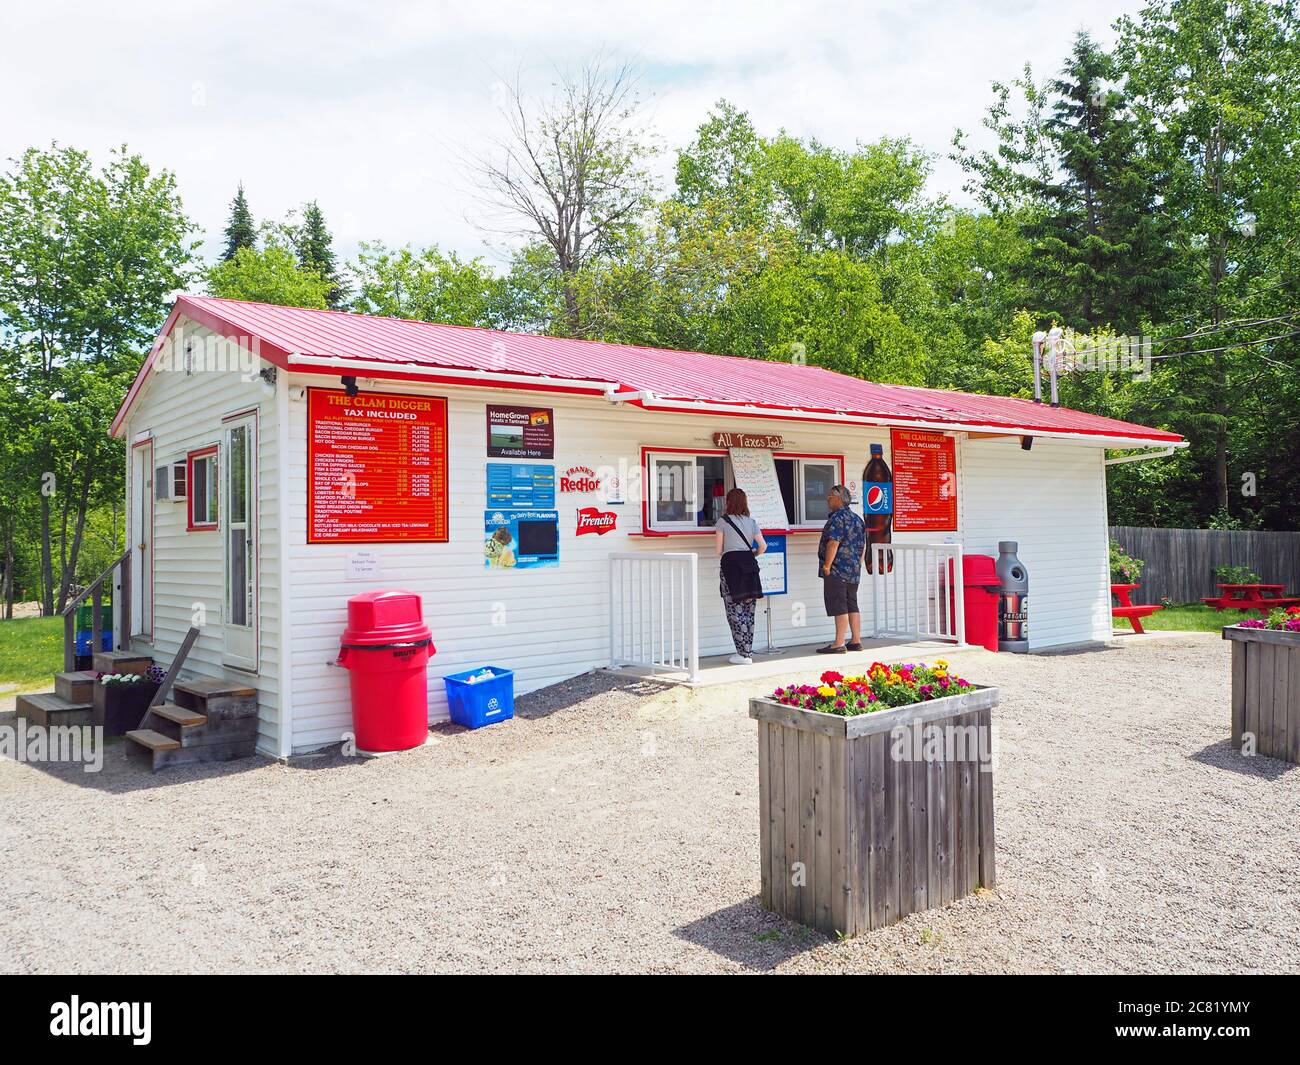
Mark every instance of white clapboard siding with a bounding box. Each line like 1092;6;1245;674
123;319;283;753
959;436;1112;649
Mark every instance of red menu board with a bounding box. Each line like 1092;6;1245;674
307;388;449;543
891;429;958;532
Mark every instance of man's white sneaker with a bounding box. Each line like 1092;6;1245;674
728;654;753;665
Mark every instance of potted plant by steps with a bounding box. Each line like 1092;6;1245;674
1223;607;1300;763
94;667;164;737
750;660;999;938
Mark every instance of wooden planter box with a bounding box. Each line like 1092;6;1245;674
1224;626;1300;763
750;685;998;937
93;680;160;737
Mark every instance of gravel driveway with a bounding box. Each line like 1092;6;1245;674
1;633;1296;973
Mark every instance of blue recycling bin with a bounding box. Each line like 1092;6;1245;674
75;629;114;656
442;666;515;729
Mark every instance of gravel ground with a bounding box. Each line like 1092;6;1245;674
1;633;1297;974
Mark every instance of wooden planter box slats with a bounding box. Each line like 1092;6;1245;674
751;686;998;937
1224;626;1300;763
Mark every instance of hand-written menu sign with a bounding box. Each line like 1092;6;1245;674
727;448;790;530
891;429;958;532
308;388;449;543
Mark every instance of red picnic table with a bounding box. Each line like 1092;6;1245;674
1111;583;1163;634
1201;583;1300;613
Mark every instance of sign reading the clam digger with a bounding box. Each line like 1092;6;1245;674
308;388;449;543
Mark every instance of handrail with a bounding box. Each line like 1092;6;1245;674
60;549;132;617
138;626;199;729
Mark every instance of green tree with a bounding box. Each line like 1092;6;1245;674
0;144;196;614
349;242;504;326
1116;0;1300;516
296;200;345;308
207;241;332;308
222;183;256;261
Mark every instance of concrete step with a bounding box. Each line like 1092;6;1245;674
54;671;97;703
92;650;152;676
16;692;95;727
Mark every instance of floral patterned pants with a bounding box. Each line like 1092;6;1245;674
723;597;756;656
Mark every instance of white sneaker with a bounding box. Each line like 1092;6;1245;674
728;654;753;665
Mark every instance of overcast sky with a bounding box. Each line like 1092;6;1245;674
3;0;1141;271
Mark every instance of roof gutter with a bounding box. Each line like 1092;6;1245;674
283;353;1183;450
285;352;625;397
624;393;1184;451
1103;445;1183;466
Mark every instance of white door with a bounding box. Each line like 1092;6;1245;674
222;415;258;670
131;439;153;637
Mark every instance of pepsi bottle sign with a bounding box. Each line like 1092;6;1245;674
864;481;894;515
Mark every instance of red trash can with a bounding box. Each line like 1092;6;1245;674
337;590;435;753
962;555;1000;652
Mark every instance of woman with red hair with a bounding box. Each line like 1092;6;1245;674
715;487;767;664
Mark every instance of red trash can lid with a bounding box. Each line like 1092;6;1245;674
963;555;1000;586
341;589;432;647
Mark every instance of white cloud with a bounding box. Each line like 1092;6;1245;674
0;0;1138;270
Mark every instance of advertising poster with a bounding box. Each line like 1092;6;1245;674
483;509;560;569
758;533;787;596
890;429;958;532
486;463;556;508
486;404;554;459
307;388;449;544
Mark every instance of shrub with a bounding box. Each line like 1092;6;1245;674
1214;564;1261;585
1109;538;1145;583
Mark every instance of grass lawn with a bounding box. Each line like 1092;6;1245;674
0;616;64;691
1113;602;1242;633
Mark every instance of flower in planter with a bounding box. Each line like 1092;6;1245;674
769;660;976;717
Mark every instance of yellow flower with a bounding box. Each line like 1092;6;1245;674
817;685;836;698
935;659;949;669
934;669;947;678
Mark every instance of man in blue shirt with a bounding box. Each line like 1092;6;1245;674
817;485;866;653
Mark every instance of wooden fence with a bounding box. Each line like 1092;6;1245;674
1109;526;1300;605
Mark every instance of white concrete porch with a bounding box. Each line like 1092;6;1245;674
606;637;984;687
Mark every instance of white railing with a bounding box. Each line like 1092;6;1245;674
866;543;965;645
610;552;700;682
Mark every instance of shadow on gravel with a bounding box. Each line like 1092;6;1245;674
514;671;674;720
1190;739;1296;780
674;898;829;971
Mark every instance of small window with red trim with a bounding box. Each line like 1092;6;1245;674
187;447;218;530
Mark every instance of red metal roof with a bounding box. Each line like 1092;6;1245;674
111;294;1183;445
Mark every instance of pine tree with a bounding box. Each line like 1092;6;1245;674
296;201;344;308
221;183;256;262
1019;33;1177;332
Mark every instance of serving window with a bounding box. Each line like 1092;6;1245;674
644;449;843;533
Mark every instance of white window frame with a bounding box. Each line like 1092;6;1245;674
793;458;841;528
188;448;218;530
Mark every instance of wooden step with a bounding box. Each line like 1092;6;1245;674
172;677;258;719
54;670;97;703
92;650;152;676
125;728;181;752
149;702;206;727
16;692;95;727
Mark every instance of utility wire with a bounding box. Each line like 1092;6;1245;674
1146;328;1300;361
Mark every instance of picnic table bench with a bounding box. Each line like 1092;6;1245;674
1201;583;1300;613
1111;583;1163;634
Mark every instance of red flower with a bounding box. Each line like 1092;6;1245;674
820;670;844;685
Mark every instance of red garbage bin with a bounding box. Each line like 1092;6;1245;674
338;590;435;753
963;555;1000;652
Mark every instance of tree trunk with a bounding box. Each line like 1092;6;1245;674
56;461;94;614
39;492;54;617
1;528;12;621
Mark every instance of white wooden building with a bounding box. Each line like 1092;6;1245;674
107;295;1185;757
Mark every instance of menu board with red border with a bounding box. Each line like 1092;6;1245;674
308;388;449;543
891;429;958;532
